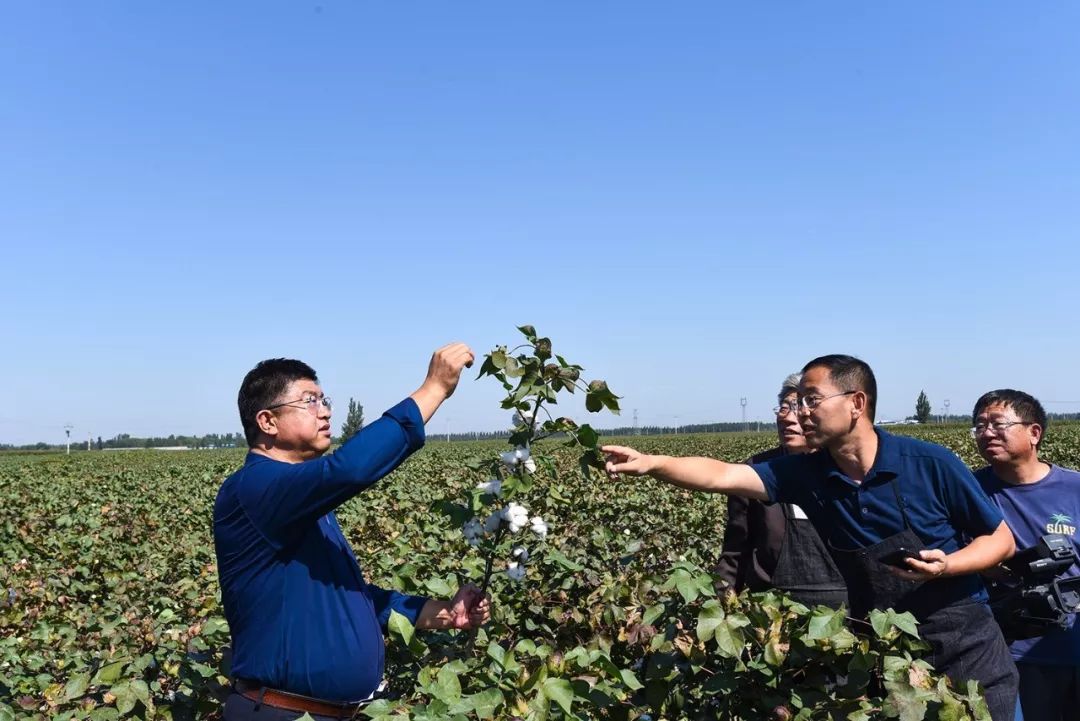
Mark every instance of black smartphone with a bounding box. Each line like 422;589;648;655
878;547;923;569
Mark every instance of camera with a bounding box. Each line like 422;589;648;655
988;533;1080;641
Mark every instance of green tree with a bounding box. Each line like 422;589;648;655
915;390;932;424
340;398;364;442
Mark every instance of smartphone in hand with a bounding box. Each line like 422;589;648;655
878;547;923;569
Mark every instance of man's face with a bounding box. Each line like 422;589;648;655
973;402;1040;465
797;366;858;449
775;391;808;453
264;379;333;458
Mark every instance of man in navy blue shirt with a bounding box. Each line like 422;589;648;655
603;355;1019;720
972;389;1080;720
215;343;491;720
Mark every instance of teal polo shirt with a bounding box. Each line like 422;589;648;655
752;428;1004;604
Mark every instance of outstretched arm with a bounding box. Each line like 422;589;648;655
602;445;770;501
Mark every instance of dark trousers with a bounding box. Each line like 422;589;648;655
1015;663;1080;721
223;691;356;721
920;602;1019;721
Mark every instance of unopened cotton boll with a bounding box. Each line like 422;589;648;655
506;562;526;582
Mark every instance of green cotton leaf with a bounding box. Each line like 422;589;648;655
575;425;599;448
93;660;128;685
359;700;397;719
642;603;666;627
518;325;537;341
542;678;575;716
432;665;462;702
714;618;747;658
63;673;90;702
806;607;845;640
111;683;137;715
619;668;644;690
504;356;524;378
697;600;724;642
476;354;500;379
467;689;504;719
890;611;921;638
424;577;452;596
387;610;427;656
869;609;891;638
487;642;506;667
545;548;584;572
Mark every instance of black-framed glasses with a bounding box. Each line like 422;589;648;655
773;401;799;416
970;420;1030;437
797;390;856;411
266;394;333;413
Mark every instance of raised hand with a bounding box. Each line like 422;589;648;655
411;342;475;422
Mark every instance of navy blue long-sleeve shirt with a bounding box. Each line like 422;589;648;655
213;398;429;702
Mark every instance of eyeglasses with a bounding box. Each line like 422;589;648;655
773;401;799;416
970;420;1030;437
266;394;333;413
796;391;856;411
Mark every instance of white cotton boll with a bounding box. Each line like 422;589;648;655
512;408;534;427
530;516;548;540
476;478;503;497
523;457;536;474
500;446;532;472
462;519;484;548
502;502;530;534
512;546;529;562
506;562;526;582
623;529;631;536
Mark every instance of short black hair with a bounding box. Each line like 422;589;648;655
238;358;319;446
801;354;878;422
972;389;1048;447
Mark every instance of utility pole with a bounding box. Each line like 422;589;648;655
633;409;639;436
944;399;951;424
445;418;450;443
740;398;747;432
64;424;73;455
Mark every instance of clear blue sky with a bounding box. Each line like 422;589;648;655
3;2;1078;445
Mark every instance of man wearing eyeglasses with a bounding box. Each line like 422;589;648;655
604;354;1019;719
715;372;847;608
214;343;491;721
972;390;1080;721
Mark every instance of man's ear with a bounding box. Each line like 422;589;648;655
256;409;279;438
851;391;868;420
1029;423;1043;450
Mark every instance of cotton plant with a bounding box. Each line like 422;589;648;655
444;325;621;601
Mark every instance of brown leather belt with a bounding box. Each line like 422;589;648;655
234;678;370;719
